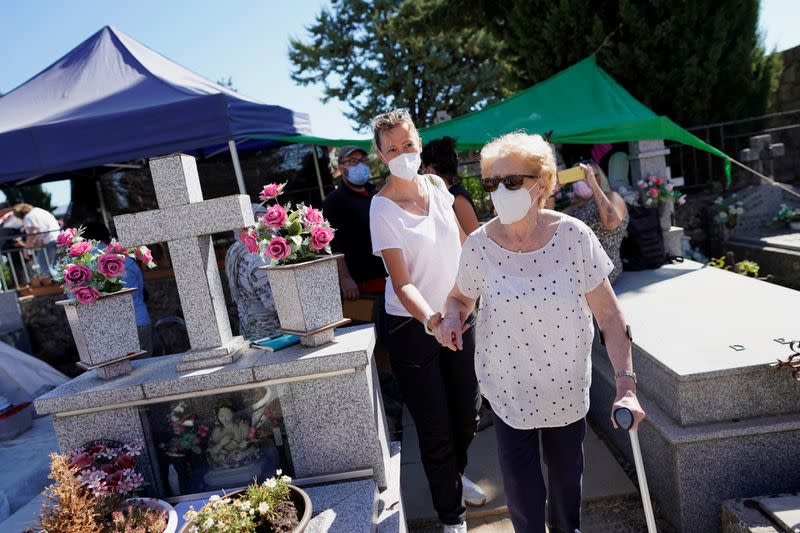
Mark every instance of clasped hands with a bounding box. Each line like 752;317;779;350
430;313;469;351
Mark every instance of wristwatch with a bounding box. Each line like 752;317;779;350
615;370;638;384
424;313;440;336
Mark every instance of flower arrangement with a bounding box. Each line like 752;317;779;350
183;470;296;532
553;186;576;211
247;408;285;442
32;444;163;533
159;401;209;456
68;441;145;498
635;175;686;208
711;194;746;229
772;204;800;226
240;182;335;266
53;227;156;304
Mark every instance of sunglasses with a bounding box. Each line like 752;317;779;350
480;174;539;192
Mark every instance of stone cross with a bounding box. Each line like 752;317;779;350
114;154;254;371
739;133;785;178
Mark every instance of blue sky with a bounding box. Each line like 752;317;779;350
1;0;798;207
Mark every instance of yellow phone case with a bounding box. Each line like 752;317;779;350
557;166;585;184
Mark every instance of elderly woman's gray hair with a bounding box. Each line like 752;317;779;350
370;109;418;152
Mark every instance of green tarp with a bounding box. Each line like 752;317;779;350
263;55;730;174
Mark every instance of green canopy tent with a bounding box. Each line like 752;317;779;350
262;55;732;186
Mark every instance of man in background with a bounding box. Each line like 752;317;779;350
12;203;60;277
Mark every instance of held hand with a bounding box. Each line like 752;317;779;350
340;275;360;301
611;390;646;431
437;314;464;351
580;163;600;191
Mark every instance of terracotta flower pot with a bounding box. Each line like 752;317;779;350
262;255;347;347
56;288;141;378
178;485;312;533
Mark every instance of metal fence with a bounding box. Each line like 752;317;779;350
666;109;800;191
1;231;59;292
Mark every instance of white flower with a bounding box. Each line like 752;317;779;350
183;508;198;521
258;502;270;514
718;212;728;220
209;494;221;503
202;517;215;530
736;207;744;215
264;478;277;489
276;469;283;476
281;475;292;483
240;500;251;511
250;508;255;515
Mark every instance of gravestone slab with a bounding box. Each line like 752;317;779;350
589;260;800;533
628;139;670;181
114;154;254;370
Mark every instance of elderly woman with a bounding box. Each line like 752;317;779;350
369;109;484;533
436;132;645;533
565;162;629;284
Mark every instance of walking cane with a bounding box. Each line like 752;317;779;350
613;407;657;533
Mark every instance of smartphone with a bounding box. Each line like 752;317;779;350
557;166;585;185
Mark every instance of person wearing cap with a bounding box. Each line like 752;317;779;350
322;145;388;301
224;204;280;340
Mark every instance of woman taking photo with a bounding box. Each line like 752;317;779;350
369;109;484;533
437;132;645;533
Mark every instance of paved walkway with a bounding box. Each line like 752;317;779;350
400;407;660;532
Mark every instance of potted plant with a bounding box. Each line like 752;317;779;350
179;470;312;533
772;203;800;230
30;441;178;533
241;183;347;347
52;227;156;379
635;175;687;231
711;194;746;230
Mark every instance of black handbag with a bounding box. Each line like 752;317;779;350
620;205;666;271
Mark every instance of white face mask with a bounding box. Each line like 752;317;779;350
491;183;536;224
385;152;421;181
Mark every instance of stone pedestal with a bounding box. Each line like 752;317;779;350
628;139;671;182
34;325;392;492
589;261;800;533
663;226;684;257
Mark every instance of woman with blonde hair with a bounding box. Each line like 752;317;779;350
435;132;645;533
565;162;629;283
368;109;485;533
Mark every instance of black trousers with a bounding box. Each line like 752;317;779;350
385;314;481;525
492;413;586;533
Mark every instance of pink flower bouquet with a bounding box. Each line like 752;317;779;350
635;175;686;208
67;440;145;498
241;182;336;265
53;227;156;304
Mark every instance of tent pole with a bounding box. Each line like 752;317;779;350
311;145;326;203
728;158;800;200
228;140;247;195
95;180;110;229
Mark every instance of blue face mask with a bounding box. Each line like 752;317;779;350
345;163;370;185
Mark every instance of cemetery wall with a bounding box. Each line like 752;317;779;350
772;44;800;114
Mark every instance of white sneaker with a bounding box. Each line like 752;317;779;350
443;522;467;533
461;475;487;507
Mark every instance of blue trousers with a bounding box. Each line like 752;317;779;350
492;413;586;533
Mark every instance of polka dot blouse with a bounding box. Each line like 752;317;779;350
456;214;614;430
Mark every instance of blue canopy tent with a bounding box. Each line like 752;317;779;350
0;26;311;192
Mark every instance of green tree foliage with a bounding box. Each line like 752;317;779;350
1;184;53;211
422;0;781;125
288;0;514;130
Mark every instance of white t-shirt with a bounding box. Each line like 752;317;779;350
370;175;462;317
23;207;60;245
456;214;614;429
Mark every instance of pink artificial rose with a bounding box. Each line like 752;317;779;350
310;226;334;250
70;452;94;470
106;470;124;490
115;454;136;470
303;207;325;227
637;180;646;189
647;187;659;198
73;286;101;304
63;263;93;288
104;241;128;255
264;204;288;228
258;183;285;201
134;246;154;266
265;236;291;260
97;254;126;278
664;183;674;191
68;241;92;257
655;177;664;185
240;229;260;254
677;195;687;205
56;228;78;248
